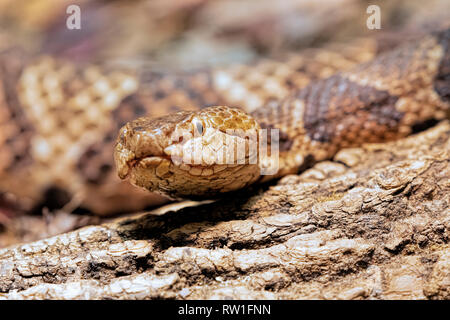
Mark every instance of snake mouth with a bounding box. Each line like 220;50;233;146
128;154;174;175
114;140;171;181
114;134;261;199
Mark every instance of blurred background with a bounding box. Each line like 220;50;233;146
1;0;449;67
0;0;449;246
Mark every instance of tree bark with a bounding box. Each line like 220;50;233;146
1;121;449;300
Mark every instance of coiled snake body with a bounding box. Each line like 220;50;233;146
114;29;450;200
1;29;449;214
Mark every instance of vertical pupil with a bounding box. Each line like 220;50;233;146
196;122;203;134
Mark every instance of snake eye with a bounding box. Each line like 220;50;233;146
194;120;203;135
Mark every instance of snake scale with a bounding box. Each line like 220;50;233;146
1;28;449;214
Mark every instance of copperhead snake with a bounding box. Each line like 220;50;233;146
114;28;450;200
0;28;449;214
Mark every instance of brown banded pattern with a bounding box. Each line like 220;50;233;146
0;31;448;213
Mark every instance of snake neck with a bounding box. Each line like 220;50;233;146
252;29;450;181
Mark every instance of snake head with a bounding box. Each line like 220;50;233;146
114;106;262;199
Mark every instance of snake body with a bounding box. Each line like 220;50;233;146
115;29;450;199
0;29;449;213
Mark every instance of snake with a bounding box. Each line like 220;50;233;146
0;28;449;214
114;28;450;200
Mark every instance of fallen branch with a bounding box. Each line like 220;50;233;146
1;121;449;299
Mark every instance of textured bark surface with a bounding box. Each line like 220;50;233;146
1;121;449;300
